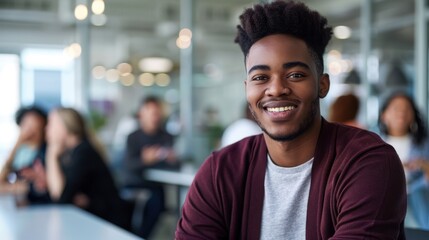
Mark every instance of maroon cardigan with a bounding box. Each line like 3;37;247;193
176;119;406;239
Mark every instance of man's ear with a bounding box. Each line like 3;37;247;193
319;73;330;98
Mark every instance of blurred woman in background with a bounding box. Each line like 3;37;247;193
0;106;50;205
45;107;127;228
379;91;429;229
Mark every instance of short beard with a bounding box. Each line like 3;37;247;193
248;97;319;142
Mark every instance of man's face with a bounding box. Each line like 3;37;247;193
138;102;163;133
245;34;329;141
381;96;415;135
20;112;45;141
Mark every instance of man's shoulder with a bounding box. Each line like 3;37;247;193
325;121;386;146
322;121;398;165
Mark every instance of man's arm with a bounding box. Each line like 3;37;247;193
46;143;66;201
332;147;406;239
176;156;227;240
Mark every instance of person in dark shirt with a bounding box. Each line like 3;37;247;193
45;107;127;228
123;95;178;239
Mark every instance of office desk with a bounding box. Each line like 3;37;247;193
0;195;142;240
143;168;195;187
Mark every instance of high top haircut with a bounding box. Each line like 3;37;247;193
235;0;333;75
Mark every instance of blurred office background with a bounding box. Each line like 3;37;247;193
0;0;425;167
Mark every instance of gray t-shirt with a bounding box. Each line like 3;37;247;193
260;155;313;240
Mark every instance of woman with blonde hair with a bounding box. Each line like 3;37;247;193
45;107;127;228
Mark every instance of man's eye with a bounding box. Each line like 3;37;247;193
252;75;268;81
289;73;304;79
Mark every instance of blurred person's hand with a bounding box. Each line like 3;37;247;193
73;193;90;209
12;180;29;195
165;148;177;164
404;159;429;180
19;159;48;193
46;141;66;159
141;146;161;165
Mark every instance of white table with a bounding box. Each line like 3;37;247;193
143;168;195;187
0;195;142;240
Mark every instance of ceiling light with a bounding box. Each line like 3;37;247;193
92;0;105;15
139;57;173;73
106;69;119;82
177;28;192;49
139;73;155;86
63;43;81;58
155;73;171;87
117;62;132;75
179;28;192;38
92;65;106;79
74;4;88;21
333;26;351;40
120;73;135;86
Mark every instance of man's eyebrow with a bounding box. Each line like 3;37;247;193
247;62;310;75
247;65;270;75
283;61;310;70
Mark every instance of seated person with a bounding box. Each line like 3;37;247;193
176;1;406;239
379;91;429;229
0;106;50;205
123;96;178;239
45;107;127;228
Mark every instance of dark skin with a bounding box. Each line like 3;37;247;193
245;34;330;167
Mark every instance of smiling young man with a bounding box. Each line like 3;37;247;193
175;1;406;239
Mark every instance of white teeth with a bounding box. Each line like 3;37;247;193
267;106;295;112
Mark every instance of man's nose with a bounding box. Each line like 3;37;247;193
265;77;291;97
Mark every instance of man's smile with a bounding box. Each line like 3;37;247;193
266;106;296;112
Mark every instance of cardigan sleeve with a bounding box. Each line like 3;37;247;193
330;145;407;239
175;155;228;240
